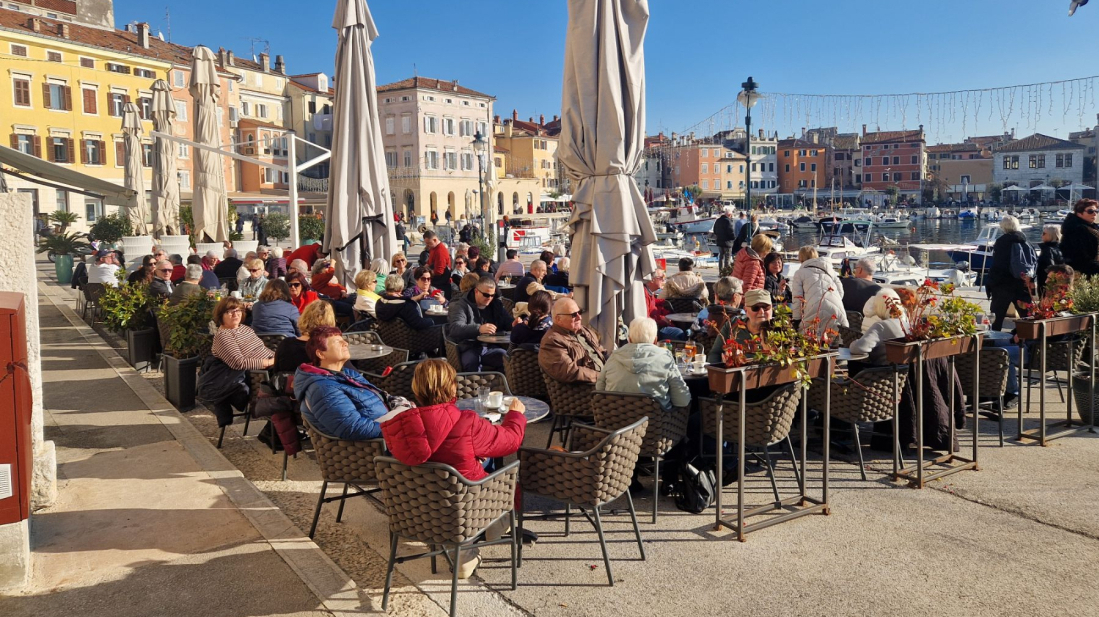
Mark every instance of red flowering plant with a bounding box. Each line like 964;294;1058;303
719;303;836;387
1020;271;1074;320
885;279;981;342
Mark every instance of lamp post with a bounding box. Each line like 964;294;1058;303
472;130;487;236
737;77;760;212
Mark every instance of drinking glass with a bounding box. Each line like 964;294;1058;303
675;349;685;367
685;342;696;361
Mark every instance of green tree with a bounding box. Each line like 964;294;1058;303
264;213;291;243
89;214;132;244
299;215;325;243
48;210;80;233
884;186;900;205
988;183;1003;203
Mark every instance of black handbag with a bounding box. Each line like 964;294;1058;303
196;355;247;406
672;457;717;514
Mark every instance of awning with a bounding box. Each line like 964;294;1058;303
0;144;135;205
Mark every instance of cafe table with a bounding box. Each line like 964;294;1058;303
455;395;551;424
346;343;394;360
666;312;699;328
477;333;512;346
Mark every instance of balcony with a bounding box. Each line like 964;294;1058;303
312;114;333;132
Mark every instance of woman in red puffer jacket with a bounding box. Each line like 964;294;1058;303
731;233;772;291
379;359;526;481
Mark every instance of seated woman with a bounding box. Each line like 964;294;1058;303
375;275;436;330
450;256;470;288
596;316;691;410
459;272;481;295
274;300;336;373
294;325;391;440
543;256;570;292
850;288;908;369
251;279;301;338
311;259;347;300
238;258;268;300
509;290;553;350
207;297;274;427
403;266;447;312
353;270;381;318
265;246;287;280
763;252;791;305
696;276;744;342
128;255;156;285
286;271;319;313
370;258;390;294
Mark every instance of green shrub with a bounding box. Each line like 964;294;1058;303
158;293;216;358
48;210;80;233
265;213;291;243
89;214;132;244
98;282;159;333
1070;275;1099;315
299;215;325;243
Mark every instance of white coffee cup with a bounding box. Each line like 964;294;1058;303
693;357;705;371
487;391;504;409
230;291;242;299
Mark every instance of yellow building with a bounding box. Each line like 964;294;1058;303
0;10;177;233
492;144;541;218
493;111;564;198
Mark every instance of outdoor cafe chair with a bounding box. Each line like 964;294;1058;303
362;360;421;402
375;456;519;617
517;418;648;586
956;347;1011;447
845;310;863;332
1024;336;1086;405
503;348;548;400
444;336;463;372
541;375;595;448
377;317;445;359
257;334;288;352
591;392;689;523
354;347;410;376
216;369;266;448
665;296;704;315
455;371;512;399
303;416;386;539
80;282;106;322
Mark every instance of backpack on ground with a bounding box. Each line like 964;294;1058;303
672;457;717;514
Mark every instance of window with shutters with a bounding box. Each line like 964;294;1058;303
139;96;152;120
83;139;104;165
402;114;411;134
85;197;103;222
425;149;438;170
134;68;155;79
51;137;71;163
403;150;412;168
459;119;473;137
44;83;70;111
178;170;191;190
142;143;153;167
108;92;126;116
178;143;188;158
241;101;250;116
385;150;397;167
47;50;62;63
114;141;125;166
82;87;97;114
10;44;27;57
106;63;130;74
79;57;94;69
13;76;31;107
174;100;187;121
444;150;457;170
174;70;185;88
385;115;394;135
12;134;34;155
424;115;437;134
256;103;267;119
443;117;455;136
461;151;473;171
56;190;69;212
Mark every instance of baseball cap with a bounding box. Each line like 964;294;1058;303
95;249;111;259
744;289;772;307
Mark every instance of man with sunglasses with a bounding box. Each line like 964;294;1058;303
539;298;607;384
148;259;176;300
447;275;513;371
706;289;772;365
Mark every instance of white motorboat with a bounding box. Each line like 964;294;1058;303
1041;209;1072;222
864;252;977;288
784;222;882;274
871;215;911;230
924;206;941;219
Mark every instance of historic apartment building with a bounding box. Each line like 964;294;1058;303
992;133;1085;188
859;125;926;200
776;138;828;194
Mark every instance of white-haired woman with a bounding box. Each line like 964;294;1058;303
265;246;287;279
1036;224;1064;295
596;317;691;410
987;215;1034;331
851;289;909;367
369;257;390;294
789;245;848;338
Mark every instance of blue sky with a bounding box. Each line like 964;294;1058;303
116;0;1099;143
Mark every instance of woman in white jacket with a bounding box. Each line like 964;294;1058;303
851;288;909;367
790;246;849;338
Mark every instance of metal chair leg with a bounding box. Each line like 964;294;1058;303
242;412;252;437
761;445;781;505
784;436;802;487
449;545;461;617
998;396;1005;447
591;507;615;586
564;503;571;536
651;456;661;524
853;424;868;481
624;490;646;561
217;425;227;449
431;544;438;574
281;451;289;481
545;414;560;449
509;511;518;590
517;494;525;568
382;532;398;611
308;481;328;538
335;484;350;522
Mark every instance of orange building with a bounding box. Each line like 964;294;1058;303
777;139;828;193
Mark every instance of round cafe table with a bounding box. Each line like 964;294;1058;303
836;348;869;363
666;312;699;327
346;343;394;360
456;395;551;423
424;308;448;324
477;333;512;346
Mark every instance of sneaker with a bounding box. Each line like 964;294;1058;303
454;548;481;579
1003;393;1019;409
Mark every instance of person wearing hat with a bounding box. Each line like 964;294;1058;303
87;250;121;287
706;288;772;364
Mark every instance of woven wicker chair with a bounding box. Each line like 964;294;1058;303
956;348;1010;447
344;317;376;333
666;296;704;314
500;296;516;315
257;334;287;352
503;349;548;400
303;417;387;539
541;375;595;448
837;325;862;348
216;369;266;448
375;456;519;617
363;360;421;401
81;282;106;322
845;310;863;332
591;392;689;523
353;348;410;376
375;318;445;359
455;371;511;399
218;276;238;292
699;385;802;504
444;336;463;372
342;331;383;346
807;366;910;480
517;418;648;586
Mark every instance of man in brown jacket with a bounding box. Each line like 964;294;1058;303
539;298;608;383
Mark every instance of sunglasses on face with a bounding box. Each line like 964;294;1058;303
557;309;584;319
477;289;496;298
248;268;262;273
418;275;432;280
1086;209;1098;215
289;283;302;288
158;268;173;273
748;304;772;312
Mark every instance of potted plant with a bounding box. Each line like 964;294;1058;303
883;280;983;364
158;293;216;410
48;210;80;233
89;213;132;246
299;215;325;245
1015;271;1089;339
37;232;91;285
98;281;160;370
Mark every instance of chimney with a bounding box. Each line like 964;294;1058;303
56;23;69;39
505;122;513;138
452;81;459;91
918;124;924;136
274;55;286;74
539;114;545;125
862;124;867;137
259;52;270;72
758;128;764;139
226;50;235;66
493;115;500;124
136;22;150;48
529;117;534;123
553;114;559;122
27;17;41;32
512;109;518;122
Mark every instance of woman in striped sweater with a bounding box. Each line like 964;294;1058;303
209;297;274;426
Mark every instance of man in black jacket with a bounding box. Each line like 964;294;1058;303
213;248;243;281
713;207;736;271
447;276;513;371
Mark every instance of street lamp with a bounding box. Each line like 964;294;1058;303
737;76;761;212
471;130;492;255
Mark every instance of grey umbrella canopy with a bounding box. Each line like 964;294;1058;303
189;45;229;243
559;0;657;347
324;0;397;289
150;79;180;237
121;101;148;235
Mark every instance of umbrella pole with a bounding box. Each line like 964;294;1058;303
289;136;299;248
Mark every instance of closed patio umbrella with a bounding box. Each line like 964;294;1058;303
324;0;396;289
189;45;229;243
559;0;657;347
150;79;180;237
121;101;148;235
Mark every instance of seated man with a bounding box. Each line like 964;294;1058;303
516;259;549;303
188;254;221;290
447;275;512;372
148;259;175;300
662;257;709;304
169;254;186;283
87;250;121;287
841;257;883;316
494;248;526;281
644;268;686;340
168;264;207;306
213;248;243;280
539;297;607;384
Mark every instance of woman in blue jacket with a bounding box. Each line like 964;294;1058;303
293;326;391;440
251;279;300;337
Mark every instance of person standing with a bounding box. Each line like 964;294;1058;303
256;214;267;247
731;234;771;291
1036;225;1065;295
423;229;452;300
987;215;1036;331
235;215;245;236
714;207;736;272
395;218;409;252
733;211;747;238
1060;199;1099;277
250;215;258;240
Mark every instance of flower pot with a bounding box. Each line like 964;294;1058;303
884;335;981;365
121;235;154;271
195;242;223;257
1014;314;1093;340
53;254;74;285
125;327;158;371
233;240;258;255
158;235;192;259
707;357;827;394
163;354;200;411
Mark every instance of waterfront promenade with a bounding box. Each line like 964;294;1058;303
2;257;1099;616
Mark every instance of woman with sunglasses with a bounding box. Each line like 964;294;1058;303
403;266;447;312
127;255;157;285
285;271;319;313
375;275;437;331
390;252;412;289
238;258;268;301
1060;198;1099;277
450;256;470;287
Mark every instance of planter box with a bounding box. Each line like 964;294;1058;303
884;335;981;365
164;355;200;411
233;240;258;255
54;254;74;285
125;327;158;371
707;357;827;394
1014;314;1093;340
